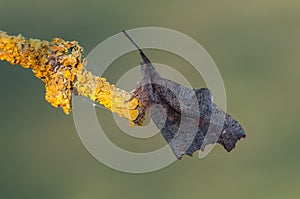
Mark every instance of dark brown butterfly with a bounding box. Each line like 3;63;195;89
123;31;246;159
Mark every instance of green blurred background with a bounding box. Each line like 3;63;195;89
1;0;300;198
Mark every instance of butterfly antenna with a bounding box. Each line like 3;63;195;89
122;30;151;64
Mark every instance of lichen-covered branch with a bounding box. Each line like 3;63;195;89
0;31;144;125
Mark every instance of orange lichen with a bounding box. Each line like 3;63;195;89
0;31;144;125
74;69;143;124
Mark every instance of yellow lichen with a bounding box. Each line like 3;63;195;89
0;31;144;125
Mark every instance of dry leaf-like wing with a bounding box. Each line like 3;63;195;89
129;40;246;159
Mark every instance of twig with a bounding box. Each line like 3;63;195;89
0;31;144;125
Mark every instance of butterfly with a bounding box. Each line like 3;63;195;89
123;30;246;159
